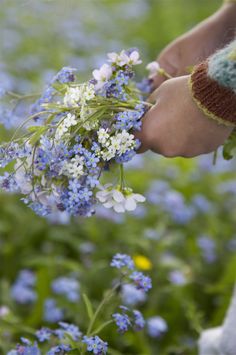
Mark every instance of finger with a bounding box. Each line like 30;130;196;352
147;88;160;104
149;73;166;92
133;123;150;153
134;133;149;154
134;100;160;153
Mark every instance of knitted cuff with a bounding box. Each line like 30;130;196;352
208;41;236;93
189;61;236;127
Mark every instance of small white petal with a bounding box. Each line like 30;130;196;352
103;201;114;209
133;193;146;202
100;64;112;79
125;197;137;211
92;69;101;81
114;203;126;213
119;51;129;66
130;51;139;60
146;61;160;75
113;190;125;203
96;192;107;203
129;51;142;64
107;52;118;62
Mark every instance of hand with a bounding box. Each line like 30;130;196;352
135;76;233;157
151;3;236;89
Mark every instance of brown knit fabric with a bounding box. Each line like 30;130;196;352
191;61;236;125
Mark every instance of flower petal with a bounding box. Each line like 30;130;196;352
96;193;107;203
100;64;112;79
92;69;101;81
107;52;118;62
104;201;114;209
130;51;139;61
113;190;125;203
114;202;126;213
125;197;137;211
133;193;146;202
146;61;160;75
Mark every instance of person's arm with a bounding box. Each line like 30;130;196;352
136;40;236;157
151;1;236;89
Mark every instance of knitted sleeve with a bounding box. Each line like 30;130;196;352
189;40;236;127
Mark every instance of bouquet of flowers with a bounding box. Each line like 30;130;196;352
0;49;154;218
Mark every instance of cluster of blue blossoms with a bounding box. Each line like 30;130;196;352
112;306;145;333
7;253;154;354
11;271;80;324
110;253;151;334
7;325;106;355
10;270;37;304
0;49;149;219
110;253;152;292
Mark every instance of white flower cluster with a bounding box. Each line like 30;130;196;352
97;128;137;161
64;87;82;107
63;84;96;132
108;50;142;66
61;156;84;179
96;184;145;213
64;84;95;107
56;113;77;140
92;50;141;91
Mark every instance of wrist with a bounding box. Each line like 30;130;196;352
189;61;236;127
215;3;236;32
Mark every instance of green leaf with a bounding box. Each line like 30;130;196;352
29;126;47;145
51;81;67;93
27;126;44;133
91;320;114;336
25;256;81;272
223;130;236;160
82;293;94;321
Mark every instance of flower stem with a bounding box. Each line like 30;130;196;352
10;110;51;142
6;91;41;100
158;68;172;80
213;149;218;165
86;283;120;337
90;320;114;336
119;164;125;190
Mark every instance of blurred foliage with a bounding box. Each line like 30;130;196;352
1;0;236;354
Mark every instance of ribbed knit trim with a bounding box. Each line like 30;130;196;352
208;41;236;93
189;62;236;127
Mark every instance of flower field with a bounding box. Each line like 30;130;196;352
0;0;235;354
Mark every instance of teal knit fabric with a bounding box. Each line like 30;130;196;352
208;40;236;93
